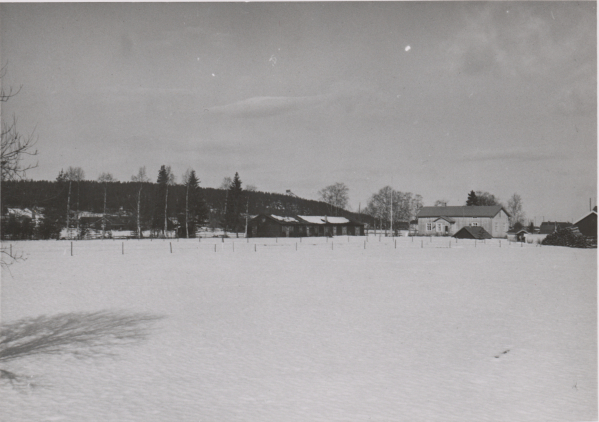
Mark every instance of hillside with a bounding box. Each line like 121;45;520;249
1;179;374;227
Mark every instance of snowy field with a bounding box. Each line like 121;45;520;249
1;236;597;422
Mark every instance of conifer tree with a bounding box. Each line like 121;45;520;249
224;172;243;237
154;165;175;237
466;190;478;206
180;169;208;238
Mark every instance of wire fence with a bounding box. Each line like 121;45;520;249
3;234;544;260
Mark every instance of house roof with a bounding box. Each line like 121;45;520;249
270;215;300;223
433;216;456;223
417;205;509;218
538;222;573;235
573;209;598;226
296;216;351;225
453;226;493;239
251;214;362;226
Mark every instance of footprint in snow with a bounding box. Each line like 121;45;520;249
494;349;510;358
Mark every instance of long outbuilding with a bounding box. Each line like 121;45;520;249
247;214;365;238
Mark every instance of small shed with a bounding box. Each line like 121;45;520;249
453;226;493;240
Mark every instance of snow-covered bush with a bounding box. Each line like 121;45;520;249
541;227;590;248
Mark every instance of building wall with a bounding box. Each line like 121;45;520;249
418;210;509;238
249;216;365;238
574;213;597;237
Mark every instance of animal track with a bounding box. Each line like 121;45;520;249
494;349;510;358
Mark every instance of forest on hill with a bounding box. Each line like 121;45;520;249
1;178;374;239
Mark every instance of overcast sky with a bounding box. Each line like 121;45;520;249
1;2;596;222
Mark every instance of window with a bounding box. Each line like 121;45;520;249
426;223;433;231
471;222;479;227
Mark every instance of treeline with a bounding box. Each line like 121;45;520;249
1;177;373;239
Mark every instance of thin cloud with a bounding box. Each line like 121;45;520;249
460;148;564;162
207;95;329;118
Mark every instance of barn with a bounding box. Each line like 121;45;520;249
247;214;365;238
573;207;597;238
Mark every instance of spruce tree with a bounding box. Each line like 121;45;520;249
154;165;174;237
180;170;208;238
224;172;243;237
466;190;478;206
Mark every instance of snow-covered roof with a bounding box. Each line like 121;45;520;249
296;216;350;224
573;209;597;226
326;217;350;224
77;211;104;218
7;208;34;218
296;216;325;224
270;215;299;223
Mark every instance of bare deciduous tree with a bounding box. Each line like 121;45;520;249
474;191;500;206
365;187;423;235
318;182;349;215
131;167;150;238
63;167;85;239
1;67;37;182
507;193;525;227
98;172;116;238
220;176;233;190
1;68;38;267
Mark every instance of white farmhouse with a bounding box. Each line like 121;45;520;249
417;205;510;238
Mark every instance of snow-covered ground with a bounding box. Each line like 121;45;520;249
2;236;597;422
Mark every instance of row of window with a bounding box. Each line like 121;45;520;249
425;222;509;231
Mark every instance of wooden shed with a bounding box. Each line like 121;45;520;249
452;226;493;240
573;207;597;238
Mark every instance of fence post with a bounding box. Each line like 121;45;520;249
421;240;423;248
475;240;477;247
71;242;73;256
254;244;256;252
170;242;172;253
122;242;124;255
215;244;217;252
395;240;397;249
